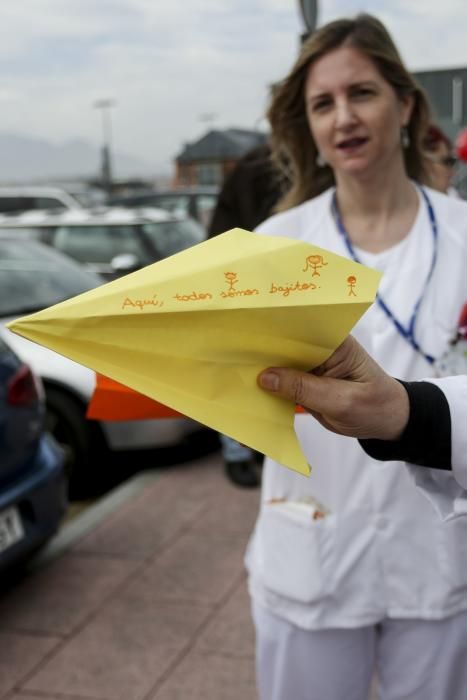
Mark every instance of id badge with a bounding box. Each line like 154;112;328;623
434;339;467;377
434;302;467;377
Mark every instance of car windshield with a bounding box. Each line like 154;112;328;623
0;238;102;317
69;189;106;208
141;218;204;258
149;195;190;216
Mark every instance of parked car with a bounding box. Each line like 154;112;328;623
0;236;208;498
0;206;205;280
0;335;67;571
108;186;219;231
0;186;84;215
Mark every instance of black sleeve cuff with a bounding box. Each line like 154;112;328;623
359;380;452;471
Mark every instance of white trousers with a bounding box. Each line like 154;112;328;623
252;601;467;700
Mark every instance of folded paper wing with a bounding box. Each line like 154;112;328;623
7;228;381;476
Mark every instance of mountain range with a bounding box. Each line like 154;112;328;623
0;132;155;183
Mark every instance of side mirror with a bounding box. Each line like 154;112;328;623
111;253;140;273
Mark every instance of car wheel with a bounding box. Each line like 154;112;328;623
44;387;106;498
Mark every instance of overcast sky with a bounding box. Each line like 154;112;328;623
1;0;467;175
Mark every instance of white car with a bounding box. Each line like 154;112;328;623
0;236;208;498
0;205;205;280
0;185;84;214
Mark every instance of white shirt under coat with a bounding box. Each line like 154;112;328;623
246;186;467;630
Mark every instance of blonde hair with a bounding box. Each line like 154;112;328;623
269;14;432;212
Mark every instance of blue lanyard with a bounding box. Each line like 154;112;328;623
331;186;438;365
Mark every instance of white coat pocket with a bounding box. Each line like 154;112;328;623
256;502;336;604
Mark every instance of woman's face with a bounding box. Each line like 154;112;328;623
304;45;413;181
425;141;455;193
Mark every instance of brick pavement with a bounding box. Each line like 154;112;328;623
1;451;379;700
0;453;259;700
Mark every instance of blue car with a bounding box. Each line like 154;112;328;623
0;336;67;570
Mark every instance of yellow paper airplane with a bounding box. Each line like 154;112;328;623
7;228;381;476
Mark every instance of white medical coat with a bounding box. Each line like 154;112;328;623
409;376;467;520
246;186;467;630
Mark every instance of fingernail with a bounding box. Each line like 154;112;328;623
259;371;279;391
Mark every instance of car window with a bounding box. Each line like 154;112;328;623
0;238;101;316
69;189;106;207
151;195;190;216
52;225;148;264
197;195;217;212
141;219;204;258
0;197;35;214
0;226;42;239
34;197;66;211
196;194;217;229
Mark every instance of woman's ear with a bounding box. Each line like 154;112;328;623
400;92;415;129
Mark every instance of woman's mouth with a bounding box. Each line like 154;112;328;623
337;136;368;150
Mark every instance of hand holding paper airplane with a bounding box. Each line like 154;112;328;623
7;228;381;475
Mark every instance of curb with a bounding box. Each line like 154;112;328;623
28;470;161;572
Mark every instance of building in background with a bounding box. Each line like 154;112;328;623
174;128;268;187
414;67;467;140
414;67;467;196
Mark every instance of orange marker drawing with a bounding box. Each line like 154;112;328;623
303;254;328;276
347;275;357;296
224;271;238;291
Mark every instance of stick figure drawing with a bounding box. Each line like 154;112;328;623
303;254;328;276
347;275;357;297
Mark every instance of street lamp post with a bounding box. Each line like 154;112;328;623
94;98;116;195
298;0;318;39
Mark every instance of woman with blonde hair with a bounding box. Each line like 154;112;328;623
246;13;467;700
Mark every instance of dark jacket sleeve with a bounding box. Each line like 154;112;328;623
359;380;452;471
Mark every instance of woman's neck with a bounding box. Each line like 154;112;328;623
334;169;419;253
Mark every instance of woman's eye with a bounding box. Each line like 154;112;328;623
352;87;374;99
312;99;331;112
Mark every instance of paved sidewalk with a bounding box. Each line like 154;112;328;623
0;452;260;700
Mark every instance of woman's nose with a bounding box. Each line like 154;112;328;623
335;99;357;128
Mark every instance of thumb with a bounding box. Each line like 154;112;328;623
258;367;343;414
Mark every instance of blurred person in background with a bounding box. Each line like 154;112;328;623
208;143;283;238
245;13;467;700
208;143;284;487
422;124;458;195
